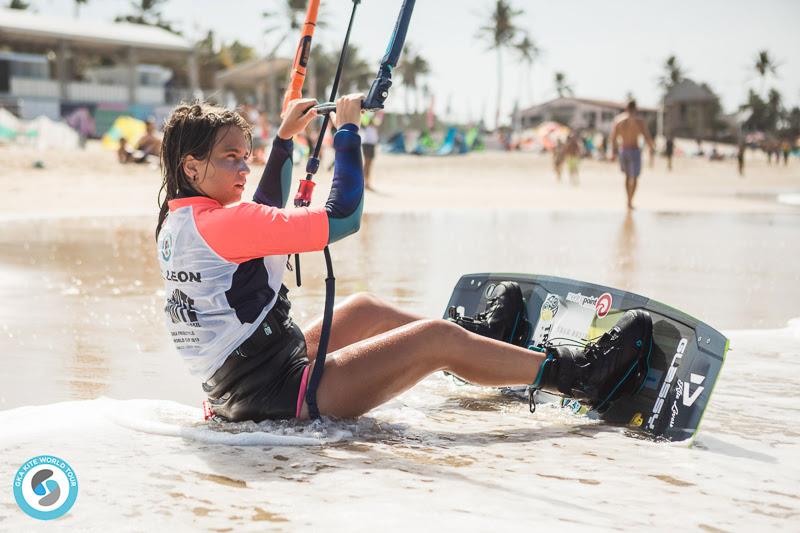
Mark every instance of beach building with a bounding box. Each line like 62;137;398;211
517;96;657;135
215;57;292;119
0;8;199;131
663;78;725;140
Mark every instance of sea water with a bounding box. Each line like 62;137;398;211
1;212;798;530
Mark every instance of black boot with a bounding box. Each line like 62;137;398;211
532;310;653;412
448;281;531;347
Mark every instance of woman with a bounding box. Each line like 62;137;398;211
155;94;653;423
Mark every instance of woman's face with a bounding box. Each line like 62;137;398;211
185;125;251;205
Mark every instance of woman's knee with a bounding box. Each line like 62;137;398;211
411;318;465;344
345;291;385;312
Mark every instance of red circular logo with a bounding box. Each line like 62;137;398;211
595;292;613;318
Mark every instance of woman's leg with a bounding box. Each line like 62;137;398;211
302;292;423;362
298;318;543;419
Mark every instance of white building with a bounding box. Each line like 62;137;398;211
0;8;198;120
517;96;658;135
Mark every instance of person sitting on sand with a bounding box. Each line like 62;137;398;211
135;119;162;161
118;137;134;164
155;95;653;423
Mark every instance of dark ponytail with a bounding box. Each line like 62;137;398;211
156;102;252;239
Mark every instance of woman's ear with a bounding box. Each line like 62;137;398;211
182;155;200;183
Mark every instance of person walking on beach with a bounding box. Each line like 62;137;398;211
665;136;674;171
553;139;565;181
564;132;581;185
737;141;746;177
154;95;653;424
361;112;380;190
610;99;656;210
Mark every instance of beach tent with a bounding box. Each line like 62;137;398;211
465;127;484;151
101;115;146;150
436;127;468;155
411;131;436;155
0;108;20;141
384;131;407;154
22;115;80;150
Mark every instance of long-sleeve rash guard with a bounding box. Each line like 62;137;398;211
157;124;363;380
253;123;364;242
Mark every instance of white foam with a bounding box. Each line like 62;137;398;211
777;193;800;206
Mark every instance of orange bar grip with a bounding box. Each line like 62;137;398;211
281;0;320;114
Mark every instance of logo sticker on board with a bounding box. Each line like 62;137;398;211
539;294;560;321
595;292;612;318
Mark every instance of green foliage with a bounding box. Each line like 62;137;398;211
114;0;181;35
7;0;30;9
740;87;786;135
554;72;573;97
659;55;685;92
476;0;523;51
514;33;540;66
475;0;527;127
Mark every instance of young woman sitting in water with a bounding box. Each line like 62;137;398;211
155;95;653;423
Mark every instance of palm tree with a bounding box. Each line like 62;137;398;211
514;32;541;105
754;50;779;93
307;44;372;101
398;43;431;115
115;0;180;34
74;0;89;17
554;72;573;98
476;0;525;128
658;55;685;93
262;0;327;59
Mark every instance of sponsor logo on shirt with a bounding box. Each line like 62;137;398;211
160;233;173;261
165;289;199;325
162;270;202;283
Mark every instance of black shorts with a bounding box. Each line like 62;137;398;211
203;291;309;422
362;143;376;160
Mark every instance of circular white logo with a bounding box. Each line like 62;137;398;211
13;455;78;520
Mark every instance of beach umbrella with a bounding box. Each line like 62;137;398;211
101;116;147;150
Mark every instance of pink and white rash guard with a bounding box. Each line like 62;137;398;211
157;197;328;380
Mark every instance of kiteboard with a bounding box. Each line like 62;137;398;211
443;273;728;443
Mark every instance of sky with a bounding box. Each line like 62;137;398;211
30;0;800;125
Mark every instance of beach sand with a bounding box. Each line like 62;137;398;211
1;141;798;219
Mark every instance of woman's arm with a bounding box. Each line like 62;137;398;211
325;123;363;243
253;99;317;208
253;136;293;208
324;94;365;244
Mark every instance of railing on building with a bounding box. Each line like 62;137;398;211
7;76;166;105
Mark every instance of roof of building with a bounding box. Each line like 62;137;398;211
215;57;292;88
664;79;717;104
0;8;192;53
520;96;657;115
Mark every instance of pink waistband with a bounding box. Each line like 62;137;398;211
295;365;311;418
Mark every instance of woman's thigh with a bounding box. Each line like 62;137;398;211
302;292;423;361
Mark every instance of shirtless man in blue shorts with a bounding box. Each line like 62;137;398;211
610;99;655;210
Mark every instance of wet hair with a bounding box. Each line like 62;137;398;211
156;102;251;239
626;99;637;112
